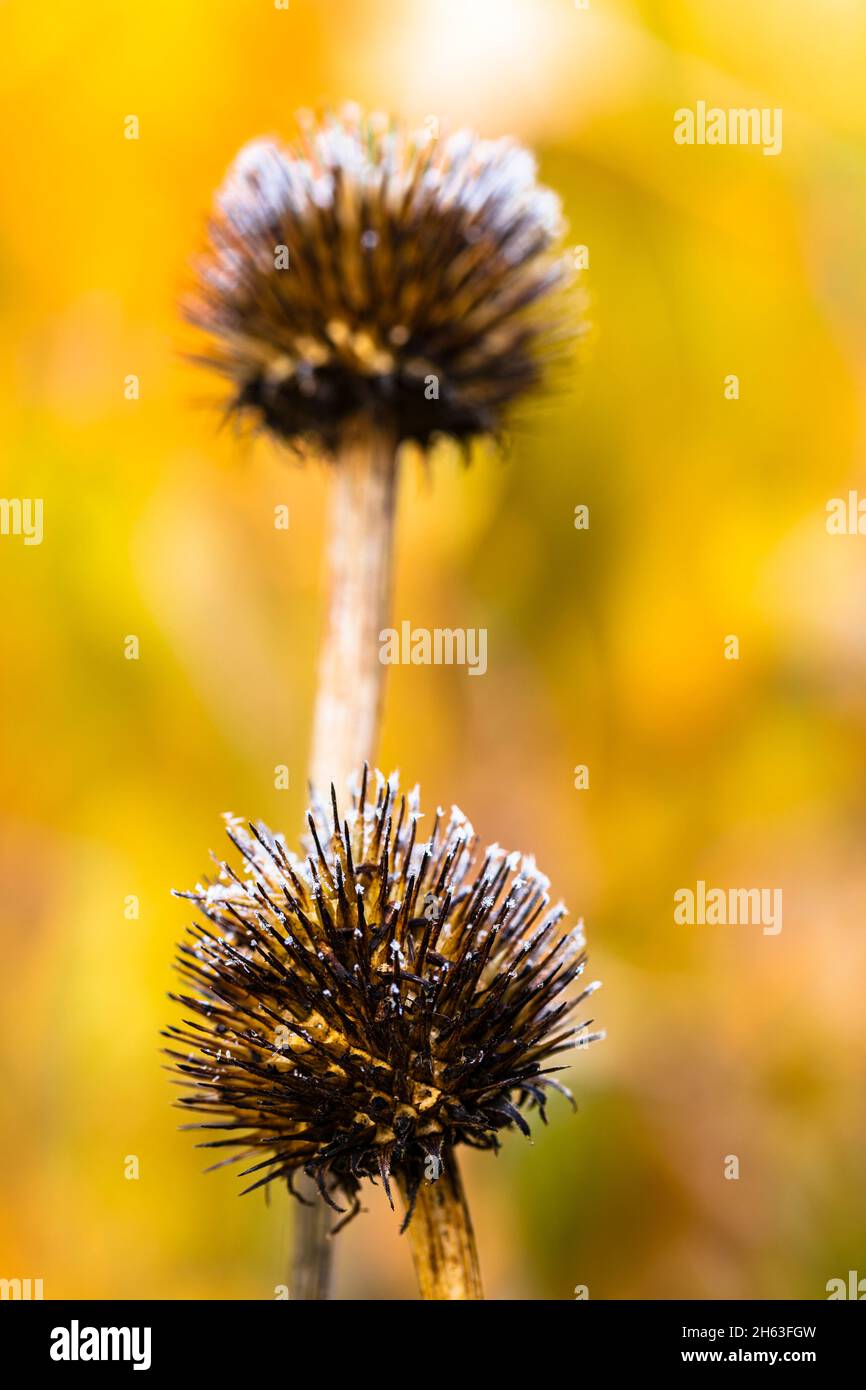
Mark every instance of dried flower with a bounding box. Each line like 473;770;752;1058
187;104;574;450
165;768;603;1230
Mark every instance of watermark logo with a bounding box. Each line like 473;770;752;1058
827;1270;866;1299
674;102;782;156
0;497;43;545
379;621;487;676
0;1276;43;1300
50;1321;152;1370
424;1152;441;1181
423;892;441;923
826;491;866;535
674;880;782;936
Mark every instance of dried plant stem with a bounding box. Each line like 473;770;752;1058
290;421;399;1300
308;420;399;794
398;1153;484;1300
290;1195;334;1301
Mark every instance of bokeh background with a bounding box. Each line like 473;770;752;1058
2;0;866;1300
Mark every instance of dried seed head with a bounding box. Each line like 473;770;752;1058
165;768;603;1227
187;104;576;452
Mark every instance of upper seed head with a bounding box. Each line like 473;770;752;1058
187;105;576;452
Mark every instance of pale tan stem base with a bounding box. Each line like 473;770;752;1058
290;423;399;1300
398;1154;484;1300
289;1184;333;1301
290;1185;334;1300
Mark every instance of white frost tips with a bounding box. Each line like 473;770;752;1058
217;139;293;235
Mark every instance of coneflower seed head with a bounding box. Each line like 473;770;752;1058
166;769;602;1227
187;105;575;451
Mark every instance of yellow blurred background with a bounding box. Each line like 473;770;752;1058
2;0;865;1299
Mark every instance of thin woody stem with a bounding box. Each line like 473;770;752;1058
397;1152;484;1300
290;421;399;1300
309;420;399;792
290;1193;334;1301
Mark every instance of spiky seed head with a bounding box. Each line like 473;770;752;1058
186;104;575;452
165;768;603;1227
